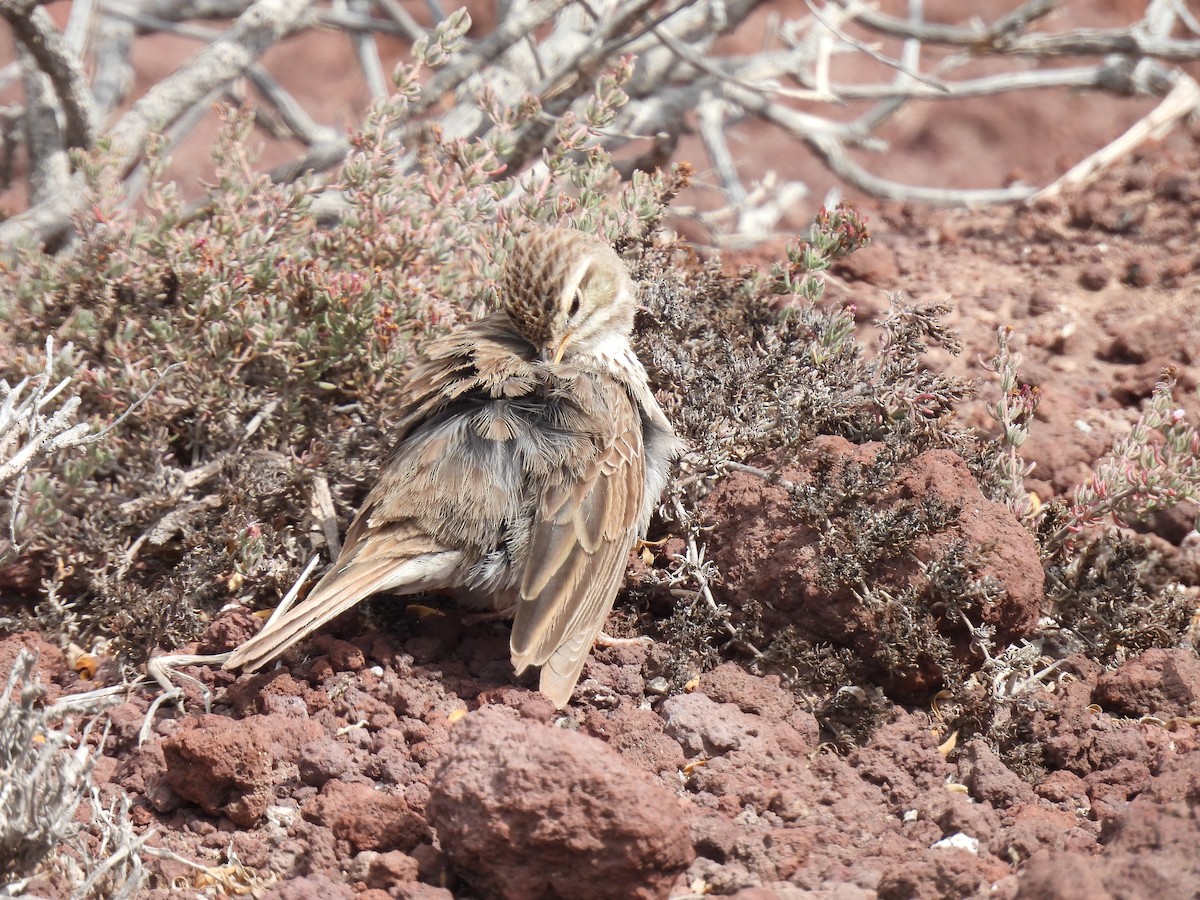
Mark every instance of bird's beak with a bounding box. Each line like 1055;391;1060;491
549;332;573;365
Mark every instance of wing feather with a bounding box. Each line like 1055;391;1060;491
534;548;629;707
224;528;463;672
509;380;645;703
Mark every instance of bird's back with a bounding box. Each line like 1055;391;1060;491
344;312;624;600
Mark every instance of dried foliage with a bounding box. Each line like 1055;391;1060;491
983;325;1040;521
0;652;147;897
642;210;973;474
0;653;87;882
632;201;1197;750
1059;372;1200;547
1047;535;1195;664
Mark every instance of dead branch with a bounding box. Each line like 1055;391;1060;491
4;0;1200;249
104;0;314;171
17;44;71;207
834;0;1200;59
408;0;577;120
0;0;314;248
1;4;97;151
346;0;389;98
1034;72;1200;200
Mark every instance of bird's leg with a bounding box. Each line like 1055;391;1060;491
145;651;227;707
457;589;519;626
601;541;668;647
139;557;323;738
635;536;671;550
459;607;515;626
634;536;671;566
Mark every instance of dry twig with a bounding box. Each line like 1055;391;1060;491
3;0;1200;248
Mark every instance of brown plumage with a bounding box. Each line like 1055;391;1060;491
222;229;680;707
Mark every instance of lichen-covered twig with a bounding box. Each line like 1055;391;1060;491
0;0;314;247
2;338;179;556
0;650;146;895
984;326;1039;520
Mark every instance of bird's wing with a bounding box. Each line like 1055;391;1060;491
224;314;539;673
509;378;645;706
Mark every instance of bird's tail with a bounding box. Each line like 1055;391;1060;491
534;632;595;708
224;549;460;673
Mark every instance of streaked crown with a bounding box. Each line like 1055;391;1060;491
502;229;636;363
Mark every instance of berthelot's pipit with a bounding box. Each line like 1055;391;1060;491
223;228;680;707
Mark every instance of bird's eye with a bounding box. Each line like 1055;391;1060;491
568;290;582;318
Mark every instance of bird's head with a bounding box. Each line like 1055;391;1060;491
501;229;636;365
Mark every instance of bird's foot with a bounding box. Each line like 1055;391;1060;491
140;651;230;745
459;607;515;626
595;632;654;648
634;536;672;565
634;537;671;551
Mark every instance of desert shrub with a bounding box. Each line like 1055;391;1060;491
641;209;975;471
0;652;86;881
0;651;146;897
630;210;1009;736
638;232;1198;748
987;337;1199;664
0;24;686;664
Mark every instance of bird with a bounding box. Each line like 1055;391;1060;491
223;228;680;707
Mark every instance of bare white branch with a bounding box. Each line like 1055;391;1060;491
0;340;92;489
3;0;1200;249
344;0;389;99
0;0;315;247
1;3;98;150
1;338;180;556
1033;71;1200;201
